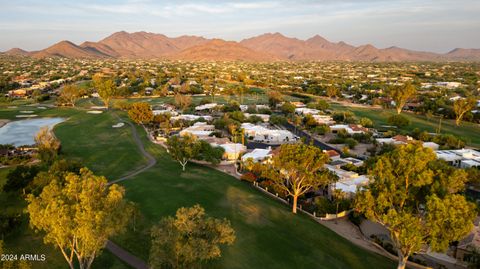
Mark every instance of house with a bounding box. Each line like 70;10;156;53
326;165;369;195
219;143;247;161
195;103;218;111
244;113;270;122
295;108;320;115
324;149;341;160
241;148;272;163
312;115;335;125
241;123;269;137
253;129;298;145
436;149;480;168
376;135;414;145
291;101;306;108
179;122;215;138
170;114;212;122
330;124;368;135
329;157;364;168
422;142;440;150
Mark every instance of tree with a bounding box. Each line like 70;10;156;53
453;97;476;126
29;159;82;195
195;140;225;165
333;189;347;215
34;126;61;164
26;168;132;269
149;204;235;269
326;85;339;99
355;143;476;269
390;82;416;114
58;84;82;107
281;102;296;114
261;143;332;213
166;135;199;171
128;102;154;124
174;93;192;111
92;73;116;109
267;91;283;108
3;165;40;193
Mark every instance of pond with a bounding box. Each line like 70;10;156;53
0;117;65;146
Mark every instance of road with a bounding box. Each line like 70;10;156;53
281;122;342;153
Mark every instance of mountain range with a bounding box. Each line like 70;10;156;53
3;31;480;62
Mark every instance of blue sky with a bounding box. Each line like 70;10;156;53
0;0;479;52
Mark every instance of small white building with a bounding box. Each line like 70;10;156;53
219;143;247;161
241;123;270;137
312;115;335;125
241;148;272;163
253;130;298;145
376;135;414;145
436;149;480;168
326;165;369;194
244;113;270;122
179;122;215;138
195;103;218;111
330;124;368;135
295;107;320;115
170;114;212;122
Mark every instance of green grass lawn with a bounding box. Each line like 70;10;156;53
330;103;480;147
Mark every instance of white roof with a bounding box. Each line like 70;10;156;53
241;148;272;162
195;103;217;111
295;107;320;115
171;114;212;121
220;143;246;154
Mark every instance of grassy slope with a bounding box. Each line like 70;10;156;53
331;103;480;147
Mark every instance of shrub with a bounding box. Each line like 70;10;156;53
313;124;330;135
344;138;358;149
359;117;374;128
387;114;410;127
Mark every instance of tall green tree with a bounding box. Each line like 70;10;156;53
149;204;235;269
92;73;116;109
261;143;332;213
166;135;199;171
355;143;476;269
27;168;133;269
128;102;154;124
453;97;476;126
389;82;416;114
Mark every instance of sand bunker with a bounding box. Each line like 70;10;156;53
112;122;125;128
90;106;107;110
16;114;38;118
87;110;103;114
